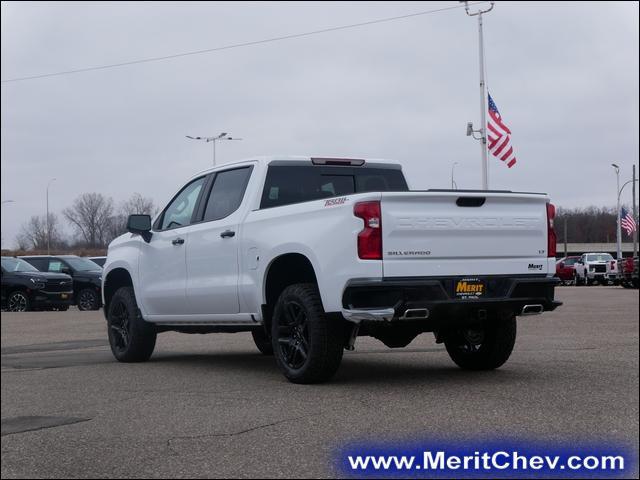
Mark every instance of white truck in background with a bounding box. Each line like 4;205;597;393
102;156;561;383
574;252;618;285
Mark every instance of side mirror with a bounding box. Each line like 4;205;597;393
559;262;565;269
127;214;152;243
61;267;72;275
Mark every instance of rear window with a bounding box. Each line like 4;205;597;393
260;165;408;209
586;254;613;262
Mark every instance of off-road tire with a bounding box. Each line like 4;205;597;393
444;312;517;370
272;283;344;384
107;287;156;362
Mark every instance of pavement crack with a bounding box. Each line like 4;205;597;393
165;413;319;456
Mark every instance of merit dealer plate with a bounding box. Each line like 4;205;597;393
455;278;486;299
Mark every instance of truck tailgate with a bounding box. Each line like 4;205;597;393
380;191;553;277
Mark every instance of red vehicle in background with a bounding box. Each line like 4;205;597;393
556;256;580;285
620;256;639;289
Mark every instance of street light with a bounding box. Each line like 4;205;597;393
451;162;459;189
186;132;242;166
617;177;640;257
46;178;56;255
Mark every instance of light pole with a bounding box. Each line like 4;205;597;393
46;178;56;255
616;175;640;259
451;162;459;189
463;1;494;190
186;132;243;166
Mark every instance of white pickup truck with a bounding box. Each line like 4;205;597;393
574;252;618;286
102;156;561;383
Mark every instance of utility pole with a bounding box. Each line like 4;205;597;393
463;1;494;190
46;178;56;255
564;217;568;257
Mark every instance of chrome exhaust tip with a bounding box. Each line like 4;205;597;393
400;308;430;320
521;304;544;316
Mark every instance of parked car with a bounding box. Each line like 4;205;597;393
574;253;617;286
620;256;639;289
88;256;107;267
555;256;580;285
1;257;73;312
102;155;561;384
20;255;102;310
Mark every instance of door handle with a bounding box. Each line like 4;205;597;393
172;237;185;245
220;230;235;238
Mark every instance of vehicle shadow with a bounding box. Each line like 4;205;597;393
147;349;535;386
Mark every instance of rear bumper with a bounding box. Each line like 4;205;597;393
341;275;561;323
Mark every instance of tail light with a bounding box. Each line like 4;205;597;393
354;201;382;260
546;203;556;258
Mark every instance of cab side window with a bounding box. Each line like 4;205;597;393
48;260;64;272
158;177;206;230
24;258;47;271
202;167;252;222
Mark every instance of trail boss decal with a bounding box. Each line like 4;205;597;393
455;278;486;299
325;197;348;207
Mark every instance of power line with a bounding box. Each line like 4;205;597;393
1;2;485;84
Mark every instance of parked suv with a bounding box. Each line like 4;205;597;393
20;255;102;310
1;257;73;312
88;256;107;267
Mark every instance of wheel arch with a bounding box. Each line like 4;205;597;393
262;253;319;331
103;268;134;317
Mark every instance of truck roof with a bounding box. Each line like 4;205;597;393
192;155;400;177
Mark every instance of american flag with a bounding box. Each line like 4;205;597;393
487;93;517;168
621;207;637;235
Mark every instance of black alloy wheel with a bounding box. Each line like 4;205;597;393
78;288;99;311
276;299;311;370
109;298;130;355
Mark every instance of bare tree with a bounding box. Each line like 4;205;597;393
106;193;158;243
121;193;158;218
63;193;114;248
15;213;63;250
555;206;618;243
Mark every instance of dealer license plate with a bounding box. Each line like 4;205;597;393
455;278;486;299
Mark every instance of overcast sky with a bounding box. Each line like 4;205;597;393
1;1;638;248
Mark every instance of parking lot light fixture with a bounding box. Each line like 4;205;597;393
186;132;243;166
611;164;622;261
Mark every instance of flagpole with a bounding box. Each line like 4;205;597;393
633;164;637;259
464;1;494;190
478;12;489;190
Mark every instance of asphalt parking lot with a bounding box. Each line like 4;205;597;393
1;286;638;478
